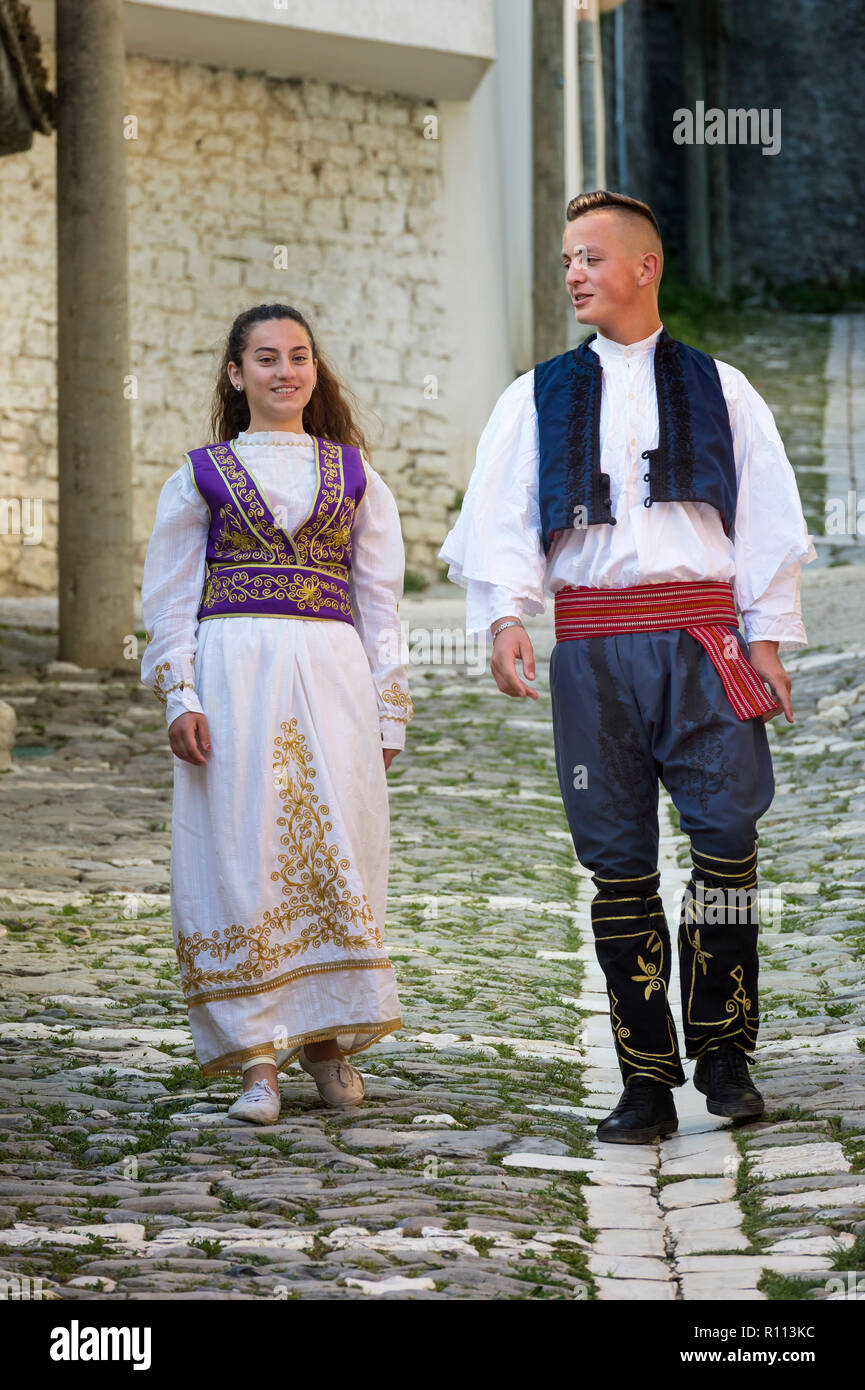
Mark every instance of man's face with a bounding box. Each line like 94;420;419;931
561;210;644;330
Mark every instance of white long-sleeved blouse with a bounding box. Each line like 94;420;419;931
439;324;817;650
139;429;413;749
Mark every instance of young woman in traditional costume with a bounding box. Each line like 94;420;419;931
141;303;412;1123
440;191;816;1143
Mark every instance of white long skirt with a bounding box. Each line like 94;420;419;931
170;613;402;1077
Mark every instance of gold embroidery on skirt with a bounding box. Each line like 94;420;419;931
200;1016;402;1076
187;955;392;1008
175;717;381;997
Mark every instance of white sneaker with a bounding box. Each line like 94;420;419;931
227;1078;280;1125
298;1048;365;1107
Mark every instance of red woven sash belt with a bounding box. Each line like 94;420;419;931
553;580;780;722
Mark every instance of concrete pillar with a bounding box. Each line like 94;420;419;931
707;0;732;298
493;0;534;376
681;0;712;288
55;0;133;668
578;0;606;191
533;0;568;363
440;66;513;490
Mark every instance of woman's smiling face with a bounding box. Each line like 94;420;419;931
229;318;317;429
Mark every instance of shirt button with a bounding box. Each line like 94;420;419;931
631;437;637;445
629;392;635;400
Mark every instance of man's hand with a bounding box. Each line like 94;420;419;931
383;747;400;771
168;711;212;764
490;621;539;700
748;639;793;723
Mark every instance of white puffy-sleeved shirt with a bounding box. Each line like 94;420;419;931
439;323;817;650
139;429;412;749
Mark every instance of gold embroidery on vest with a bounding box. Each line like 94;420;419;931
200;567;353;617
309;498;354;564
294;438;344;563
209;444;289;561
204;439;355;583
212;499;273;564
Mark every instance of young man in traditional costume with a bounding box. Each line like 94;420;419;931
440;190;815;1143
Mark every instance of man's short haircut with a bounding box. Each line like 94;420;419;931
566;189;663;246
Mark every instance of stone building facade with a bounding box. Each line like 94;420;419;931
0;43;464;595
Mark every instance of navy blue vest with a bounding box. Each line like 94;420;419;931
533;327;737;556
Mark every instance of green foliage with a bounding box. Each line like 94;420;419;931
403;569;430;593
188;1237;223;1259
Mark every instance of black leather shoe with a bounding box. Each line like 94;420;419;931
694;1045;765;1119
596;1076;678;1144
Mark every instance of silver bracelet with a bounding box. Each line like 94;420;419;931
491;619;524;642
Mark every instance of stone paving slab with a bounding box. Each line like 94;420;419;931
592;1228;666;1257
658;1178;737;1209
588;1254;670;1280
666;1201;746;1235
672;1228;750;1255
583;1188;662;1230
763;1186;865;1212
595;1276;678;1301
749;1142;850;1179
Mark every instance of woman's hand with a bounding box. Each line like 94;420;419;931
490;624;539;699
168;711;212;764
383;747;400;771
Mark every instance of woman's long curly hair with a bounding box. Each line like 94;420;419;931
209;303;369;453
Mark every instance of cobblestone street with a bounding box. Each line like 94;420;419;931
0;567;864;1302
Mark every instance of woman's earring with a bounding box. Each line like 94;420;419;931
235;383;243;393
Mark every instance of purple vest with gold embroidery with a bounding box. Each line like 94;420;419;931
185;437;367;625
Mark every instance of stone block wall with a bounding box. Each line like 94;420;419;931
600;0;865;290
0;45;457;597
